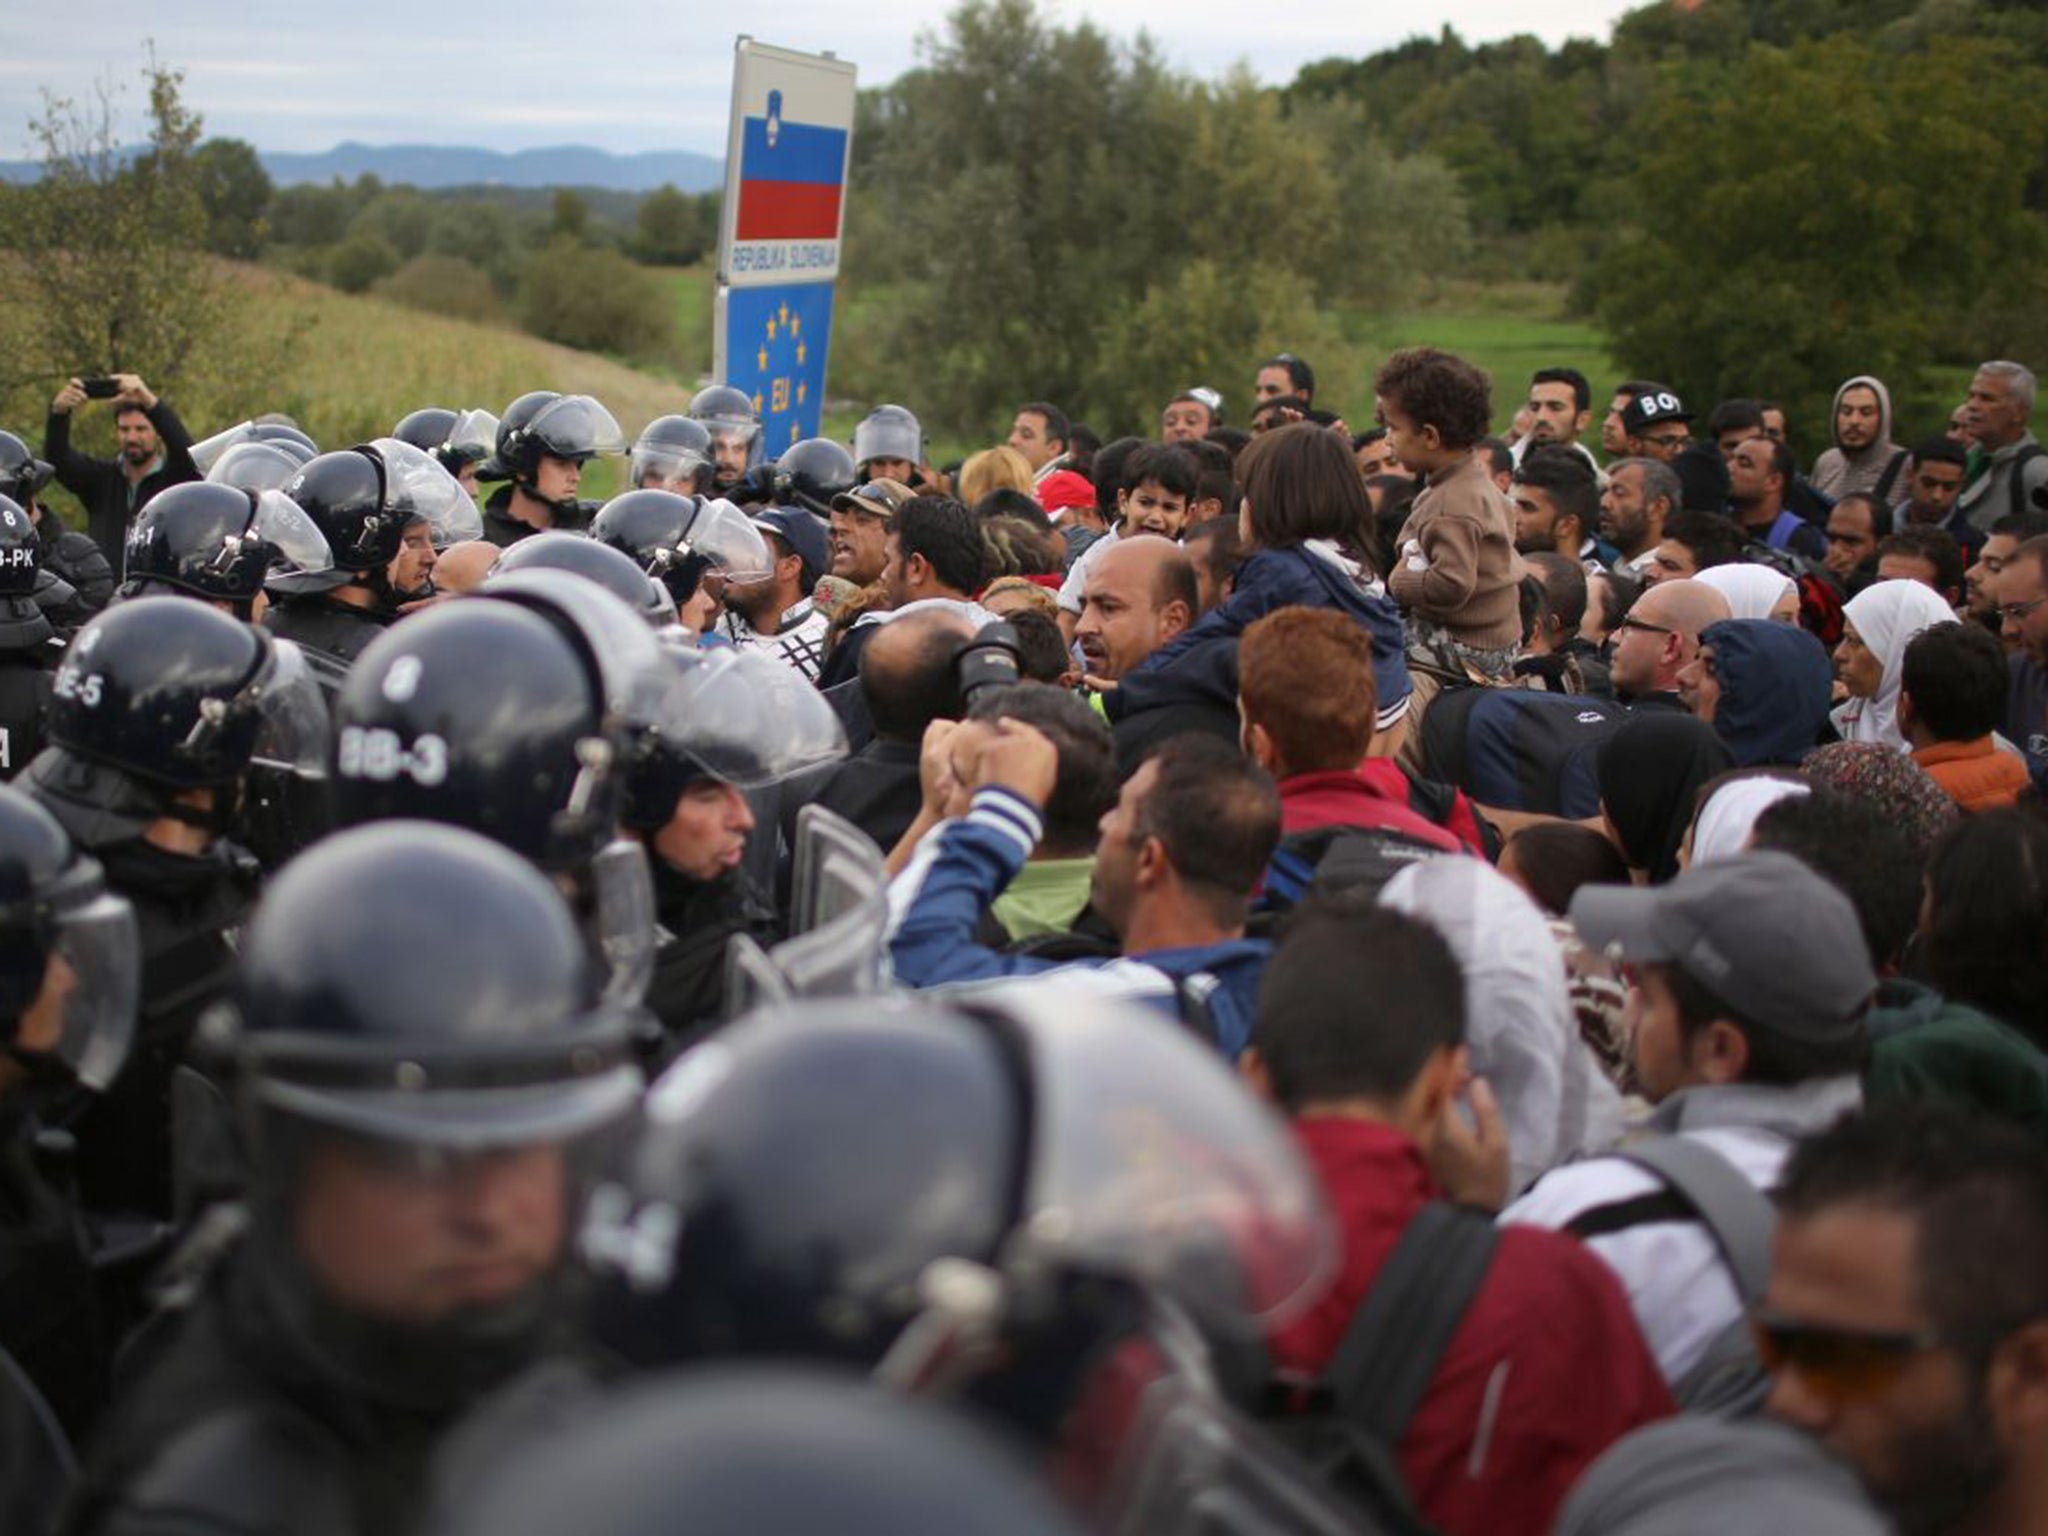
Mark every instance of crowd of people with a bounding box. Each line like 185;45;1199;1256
0;344;2045;1536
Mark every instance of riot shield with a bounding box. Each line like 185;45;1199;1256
787;804;885;936
0;1345;74;1536
722;932;792;1022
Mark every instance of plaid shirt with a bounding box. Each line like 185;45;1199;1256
721;599;829;682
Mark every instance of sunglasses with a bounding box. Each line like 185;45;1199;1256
1751;1309;1946;1402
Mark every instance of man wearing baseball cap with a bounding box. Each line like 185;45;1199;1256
1619;387;1695;465
1502;851;1875;1408
827;477;914;589
720;505;832;682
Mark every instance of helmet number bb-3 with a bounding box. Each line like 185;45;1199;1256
336;724;449;788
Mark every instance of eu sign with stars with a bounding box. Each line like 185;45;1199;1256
714;40;856;449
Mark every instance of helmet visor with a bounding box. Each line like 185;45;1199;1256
1005;993;1337;1336
248;638;334;779
853;413;922;468
528;396;629;462
189;420;261;476
371;438;484;547
684;499;776;587
49;881;139;1092
445;408;500;464
249;488;336;578
630;442;709;490
590;837;658;1007
208;441;313;495
648;649;847;790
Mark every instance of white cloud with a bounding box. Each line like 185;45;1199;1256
0;0;1641;156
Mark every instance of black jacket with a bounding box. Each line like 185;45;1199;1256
644;859;779;1056
0;646;54;782
35;512;114;618
67;1258;476;1536
808;738;923;856
41;404;200;573
57;838;259;1222
0;1099;106;1444
263;594;396;684
480;486;590;549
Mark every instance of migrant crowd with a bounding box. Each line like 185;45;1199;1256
0;345;2044;1536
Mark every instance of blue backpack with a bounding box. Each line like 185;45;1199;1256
1421;689;1631;818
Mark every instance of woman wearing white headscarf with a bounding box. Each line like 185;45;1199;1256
1685;774;1810;866
1694;564;1798;622
1830;579;1960;751
1380;856;1623;1191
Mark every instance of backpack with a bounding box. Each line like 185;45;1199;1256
1261;825;1453;913
1573;1136;1776;1417
1421;689;1631;818
1258;1203;1500;1536
2010;443;2047;524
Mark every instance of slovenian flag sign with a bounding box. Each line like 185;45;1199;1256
736;89;849;242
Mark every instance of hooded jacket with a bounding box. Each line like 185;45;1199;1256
1702;619;1834;767
1379;857;1624;1189
1809;375;1905;503
1107;542;1412;734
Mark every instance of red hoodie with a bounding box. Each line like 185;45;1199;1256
1276;764;1477;853
1269;1119;1673;1536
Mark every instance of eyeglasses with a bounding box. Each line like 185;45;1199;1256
1999;595;2048;623
1614;615;1675;637
1641;433;1689;449
1751;1309;1947;1404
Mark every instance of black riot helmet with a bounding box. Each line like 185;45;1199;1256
773;438;858;519
281;442;480;596
688;385;761;492
395;405;498;480
852;404;924;476
0;784;137;1091
0;495;45;602
0;497;53;649
23;598;329;847
589;490;775;606
620;645;846;834
433;1369;1087;1536
630;414;714;494
121;481;332;615
482;390;560;482
579;992;1335;1381
490;531;672;626
495;395;627;485
189;420;318;477
216;820;642;1410
0;431;55;508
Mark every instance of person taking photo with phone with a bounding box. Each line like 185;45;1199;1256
43;372;200;572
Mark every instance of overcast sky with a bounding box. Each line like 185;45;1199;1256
1;1;1642;159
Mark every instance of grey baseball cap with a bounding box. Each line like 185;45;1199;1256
1569;851;1874;1046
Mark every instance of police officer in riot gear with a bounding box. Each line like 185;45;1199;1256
0;784;137;1444
687;384;761;497
0;429;114;620
0;496;60;780
480;394;626;546
588;489;774;631
269;442;478;682
628;414;714;496
853;403;925;487
119;481;334;621
579;991;1334;1517
618;646;844;1046
332;572;666;1004
393;406;497;497
771;437;858;519
67;822;643;1536
21;599;325;1220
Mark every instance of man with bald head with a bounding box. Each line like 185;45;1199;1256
1604;576;1732;710
810;608;974;853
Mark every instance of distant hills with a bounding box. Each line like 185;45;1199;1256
0;141;726;193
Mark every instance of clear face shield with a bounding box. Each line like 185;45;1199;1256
190;420;263;476
652;648;847;792
587;836;657;1008
853;411;923;470
529;396;630;462
237;638;335;867
208;441;314;495
444;408;500;465
370;438;485;549
630;439;710;493
36;859;140;1092
682;500;776;604
244;488;335;583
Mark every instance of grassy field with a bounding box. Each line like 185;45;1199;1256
21;262;1624;525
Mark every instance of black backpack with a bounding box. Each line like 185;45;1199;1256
1257;1203;1500;1536
1421;689;1630;818
1260;824;1452;913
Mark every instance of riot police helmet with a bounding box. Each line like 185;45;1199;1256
772;438;857;519
852;404;923;476
490;532;673;626
0;784;137;1091
122;481;332;613
589;490;774;606
629;415;714;493
494;395;627;484
0;431;55;508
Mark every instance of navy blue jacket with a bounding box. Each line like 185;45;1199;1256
1704;618;1834;766
1106;545;1412;735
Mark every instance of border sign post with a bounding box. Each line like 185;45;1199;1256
713;39;857;455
